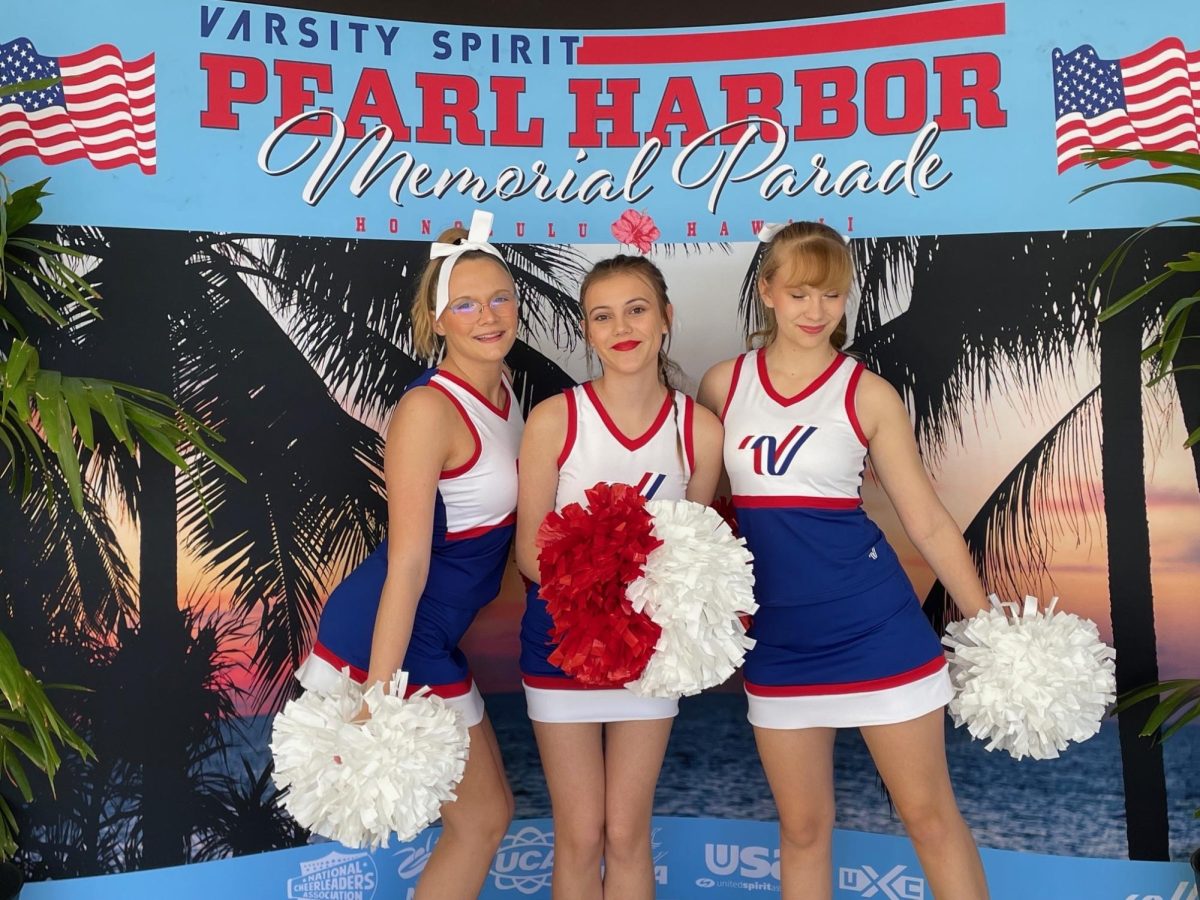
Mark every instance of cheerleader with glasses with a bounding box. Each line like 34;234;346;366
298;213;523;899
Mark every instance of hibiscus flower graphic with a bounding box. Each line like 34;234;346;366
611;210;660;254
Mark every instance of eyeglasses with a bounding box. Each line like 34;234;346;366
447;295;516;317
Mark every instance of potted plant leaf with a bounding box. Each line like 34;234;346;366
0;78;241;897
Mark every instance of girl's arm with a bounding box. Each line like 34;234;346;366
686;403;724;505
697;358;736;504
855;371;990;618
515;394;567;584
697;358;736;420
364;387;463;688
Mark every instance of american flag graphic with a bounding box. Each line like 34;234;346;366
0;37;155;174
1052;38;1200;173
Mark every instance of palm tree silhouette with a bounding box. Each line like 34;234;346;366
6;225;587;871
738;225;1200;860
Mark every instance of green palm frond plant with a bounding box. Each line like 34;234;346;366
0;81;242;869
1078;148;1200;829
1080;148;1200;445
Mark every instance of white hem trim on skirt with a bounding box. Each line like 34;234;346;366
746;666;953;729
522;680;678;723
295;654;486;728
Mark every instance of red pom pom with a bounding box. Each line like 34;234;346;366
536;482;663;686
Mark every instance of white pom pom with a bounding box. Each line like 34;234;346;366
625;499;757;698
942;595;1116;760
271;670;469;848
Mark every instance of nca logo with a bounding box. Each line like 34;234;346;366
739;425;818;476
490;826;555;894
1125;884;1199;900
288;849;378;900
839;864;925;900
635;471;669;499
704;843;781;879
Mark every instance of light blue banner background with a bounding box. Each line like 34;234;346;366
3;0;1199;240
21;816;1198;899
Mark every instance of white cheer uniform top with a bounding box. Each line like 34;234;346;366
424;368;523;539
721;349;903;604
557;382;694;508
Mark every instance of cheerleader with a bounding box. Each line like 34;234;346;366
516;256;723;899
698;223;990;900
298;213;522;898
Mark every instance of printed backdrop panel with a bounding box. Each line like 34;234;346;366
20;818;1200;900
2;1;1199;240
2;0;1198;887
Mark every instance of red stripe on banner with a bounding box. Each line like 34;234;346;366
575;2;1005;65
744;655;947;696
1121;37;1186;71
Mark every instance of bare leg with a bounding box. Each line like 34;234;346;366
600;718;673;900
860;709;988;899
533;721;605;900
415;714;514;899
753;726;838;900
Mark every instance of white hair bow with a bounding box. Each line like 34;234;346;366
429;210;508;319
756;222;789;242
756;221;852;244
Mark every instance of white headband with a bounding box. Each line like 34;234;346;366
429;210;508;319
757;222;852;244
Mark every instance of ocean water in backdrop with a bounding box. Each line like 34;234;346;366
246;692;1199;861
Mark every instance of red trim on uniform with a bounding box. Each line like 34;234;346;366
732;494;861;509
309;644;475;699
583;382;675;451
407;675;474;700
845;362;869;448
435;368;511;419
311;642;367;683
446;512;516;541
429;382;482;477
522;674;619;691
683;395;696;475
558;387;578;468
720;353;747;421
757;350;848;407
744;655;947;697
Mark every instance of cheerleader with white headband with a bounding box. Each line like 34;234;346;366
283;211;524;895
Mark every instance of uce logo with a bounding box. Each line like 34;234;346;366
839;864;925;900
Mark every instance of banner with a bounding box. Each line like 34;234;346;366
20;817;1199;900
3;0;1199;240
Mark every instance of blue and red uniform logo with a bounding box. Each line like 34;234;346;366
739;425;818;476
635;472;669;498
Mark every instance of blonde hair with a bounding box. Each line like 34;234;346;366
411;226;513;360
750;222;853;350
580;255;682;388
